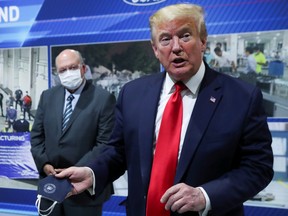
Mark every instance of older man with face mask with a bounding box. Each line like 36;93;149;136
30;49;116;216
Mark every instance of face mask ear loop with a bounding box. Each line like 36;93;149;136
35;194;57;216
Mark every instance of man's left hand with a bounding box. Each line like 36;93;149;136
161;183;206;213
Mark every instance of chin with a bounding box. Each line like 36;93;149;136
169;73;186;81
169;70;193;81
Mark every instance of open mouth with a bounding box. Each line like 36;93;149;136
172;58;185;64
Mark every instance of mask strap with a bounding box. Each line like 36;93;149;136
35;195;58;216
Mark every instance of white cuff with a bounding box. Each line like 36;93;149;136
86;167;95;196
197;187;211;216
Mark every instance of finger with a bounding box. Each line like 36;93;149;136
72;187;79;195
55;169;69;178
176;203;190;214
161;184;181;203
65;186;78;198
164;189;184;211
51;170;57;175
55;168;65;173
164;194;176;211
171;198;186;213
47;169;56;175
65;192;73;198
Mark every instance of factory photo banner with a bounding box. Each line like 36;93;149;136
0;132;39;179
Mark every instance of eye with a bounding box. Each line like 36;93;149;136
58;68;66;73
180;33;192;42
70;65;79;70
160;36;171;46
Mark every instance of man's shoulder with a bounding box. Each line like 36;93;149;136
43;85;63;95
90;81;113;97
215;71;257;95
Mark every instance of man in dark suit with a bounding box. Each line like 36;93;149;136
31;49;116;216
56;3;273;216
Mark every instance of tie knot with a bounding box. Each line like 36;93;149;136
67;94;74;102
174;81;186;92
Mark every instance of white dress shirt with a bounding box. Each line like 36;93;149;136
155;61;211;215
63;79;86;113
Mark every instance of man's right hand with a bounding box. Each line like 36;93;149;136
55;166;93;197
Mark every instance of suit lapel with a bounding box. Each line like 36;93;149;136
175;69;223;183
53;87;65;139
138;72;165;192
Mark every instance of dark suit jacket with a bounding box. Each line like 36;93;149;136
31;80;116;206
89;65;274;216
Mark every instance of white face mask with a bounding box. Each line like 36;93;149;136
58;69;83;90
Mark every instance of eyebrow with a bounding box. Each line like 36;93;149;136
158;32;170;39
158;25;194;38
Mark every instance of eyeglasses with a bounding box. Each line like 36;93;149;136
57;64;82;74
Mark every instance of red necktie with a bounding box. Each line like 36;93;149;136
146;82;186;216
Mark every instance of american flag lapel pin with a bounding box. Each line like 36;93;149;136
210;96;216;103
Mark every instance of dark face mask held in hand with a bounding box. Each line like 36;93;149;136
35;175;73;216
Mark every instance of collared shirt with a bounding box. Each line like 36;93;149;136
63;79;86;114
154;61;211;216
154;61;205;159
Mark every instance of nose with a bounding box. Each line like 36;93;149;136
171;36;182;53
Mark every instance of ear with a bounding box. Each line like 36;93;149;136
81;64;86;77
200;38;207;52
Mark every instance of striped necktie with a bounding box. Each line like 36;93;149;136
62;94;74;130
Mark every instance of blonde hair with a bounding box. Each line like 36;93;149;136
149;3;207;41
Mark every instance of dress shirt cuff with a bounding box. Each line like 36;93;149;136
198;187;211;216
86;167;95;196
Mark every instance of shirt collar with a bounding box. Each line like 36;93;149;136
164;61;205;95
64;79;86;98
